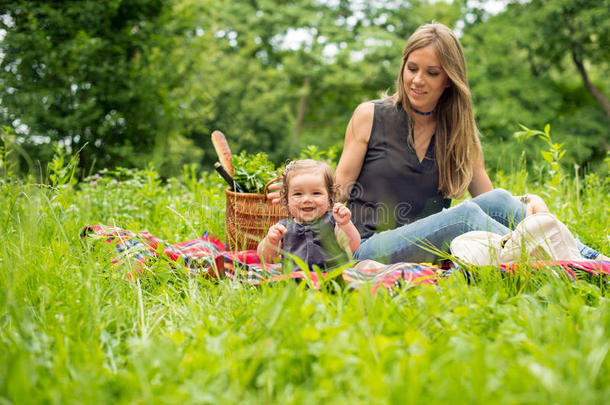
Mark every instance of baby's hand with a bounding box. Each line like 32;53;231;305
267;223;287;245
333;203;351;226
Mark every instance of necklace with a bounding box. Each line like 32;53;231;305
411;106;435;116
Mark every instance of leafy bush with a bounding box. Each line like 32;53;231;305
232;151;282;194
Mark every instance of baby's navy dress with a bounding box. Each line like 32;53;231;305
278;211;349;270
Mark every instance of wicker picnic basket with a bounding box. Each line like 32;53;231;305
225;177;288;250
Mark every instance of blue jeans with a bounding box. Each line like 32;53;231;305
353;188;599;263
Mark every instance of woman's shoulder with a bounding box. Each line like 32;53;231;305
350;102;376;141
353;101;376;119
350;99;403;141
354;99;401;119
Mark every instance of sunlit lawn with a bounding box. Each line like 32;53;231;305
1;156;609;404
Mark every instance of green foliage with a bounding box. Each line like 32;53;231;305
0;127;17;182
230;145;341;194
515;124;566;190
47;145;80;189
0;0;169;170
298;145;340;168
462;0;610;174
0;143;609;403
76;166;226;240
1;0;609;181
232;151;282;194
0;0;463;176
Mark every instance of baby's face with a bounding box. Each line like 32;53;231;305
287;171;330;222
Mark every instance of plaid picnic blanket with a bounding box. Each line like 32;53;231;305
81;225;610;293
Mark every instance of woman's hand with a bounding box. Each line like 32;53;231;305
266;181;282;204
521;194;550;216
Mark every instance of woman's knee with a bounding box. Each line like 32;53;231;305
452;200;485;220
450;201;498;232
473;188;522;219
480;188;514;205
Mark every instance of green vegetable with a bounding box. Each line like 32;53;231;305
232;151;282;194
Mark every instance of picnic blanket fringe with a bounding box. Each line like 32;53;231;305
81;225;610;293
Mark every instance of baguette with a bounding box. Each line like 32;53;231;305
211;130;233;176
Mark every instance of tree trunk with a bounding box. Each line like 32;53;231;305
74;133;90;172
524;44;541;77
153;127;169;173
292;75;311;152
570;44;610;117
2;130;21;175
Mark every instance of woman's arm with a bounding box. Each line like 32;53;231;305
335;102;375;201
468;159;549;216
468;159;493;197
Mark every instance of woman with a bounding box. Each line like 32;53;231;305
272;23;604;264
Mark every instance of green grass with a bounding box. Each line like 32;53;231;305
0;157;609;404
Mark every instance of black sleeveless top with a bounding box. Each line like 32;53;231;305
347;100;451;239
278;211;349;270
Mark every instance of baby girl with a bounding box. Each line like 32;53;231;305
257;159;360;269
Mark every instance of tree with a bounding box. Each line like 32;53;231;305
0;0;169;171
518;0;610;117
460;0;610;172
0;0;466;174
160;0;451;163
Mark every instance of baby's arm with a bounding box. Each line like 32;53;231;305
332;203;361;253
257;223;287;263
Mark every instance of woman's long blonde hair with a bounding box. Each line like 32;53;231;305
389;23;481;199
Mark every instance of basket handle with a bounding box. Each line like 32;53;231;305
263;175;283;198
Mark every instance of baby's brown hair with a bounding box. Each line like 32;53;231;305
280;159;339;208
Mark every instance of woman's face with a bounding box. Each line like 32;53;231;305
402;44;450;113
